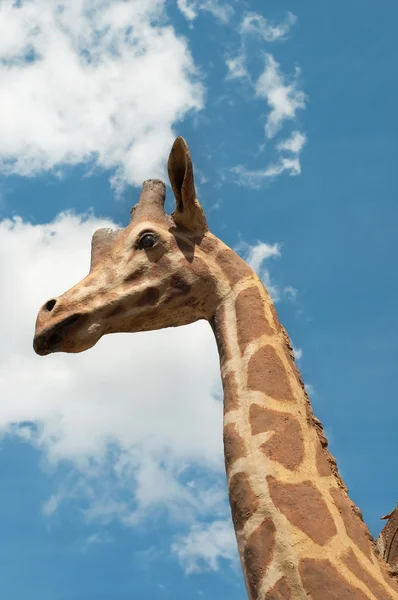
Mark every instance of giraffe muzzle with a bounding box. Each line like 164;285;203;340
33;313;83;355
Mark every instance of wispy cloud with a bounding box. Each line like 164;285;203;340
0;0;203;192
277;130;307;154
231;129;307;188
177;0;234;24
225;54;248;80
293;345;303;361
240;240;281;272
240;11;297;42
226;13;307;188
256;55;306;139
42;491;65;516
177;0;198;21
85;533;109;546
231;157;300;188
171;520;238;573
305;383;316;397
226;10;297;81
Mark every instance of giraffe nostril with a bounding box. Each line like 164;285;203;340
45;299;57;312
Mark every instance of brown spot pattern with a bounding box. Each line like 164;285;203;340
312;417;329;449
224;423;246;475
107;304;126;318
235;287;274;355
184;297;200;309
164;275;191;302
299;558;371;600
281;339;302;388
123;265;146;284
250;404;304;471
137;287;160;307
229;472;258;532
217;248;252;285
264;578;291;599
267;477;337;546
247;345;295;402
281;328;295;364
280;326;308;394
190;256;211;278
222;370;239;413
315;443;332;477
343;549;394;600
173;235;194;260
198;234;219;254
244;518;276;600
104;268;118;285
330;488;373;559
311;417;347;491
184;296;202;311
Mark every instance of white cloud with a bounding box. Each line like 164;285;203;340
231;130;306;188
231;156;301;188
85;533;110;547
256;54;306;139
241;240;281;273
226;17;307;188
236;240;297;303
292;345;303;361
256;54;305;138
305;383;315;397
225;55;248;80
177;0;198;21
225;10;296;81
0;0;203;191
0;213;226;531
177;0;234;24
240;11;297;42
42;491;65;516
171;520;238;573
277;130;307;154
284;285;298;301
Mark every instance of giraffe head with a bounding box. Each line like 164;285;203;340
33;137;221;356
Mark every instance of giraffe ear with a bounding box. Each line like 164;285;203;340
90;228;119;271
168;137;207;232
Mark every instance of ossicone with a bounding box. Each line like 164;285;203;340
168;137;207;232
131;179;167;221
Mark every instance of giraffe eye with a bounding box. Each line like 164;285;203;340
138;233;157;250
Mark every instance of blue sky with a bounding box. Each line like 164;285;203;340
0;1;397;598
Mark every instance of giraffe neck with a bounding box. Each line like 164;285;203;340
378;508;398;575
211;270;398;600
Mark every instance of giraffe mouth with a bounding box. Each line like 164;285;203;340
33;313;83;356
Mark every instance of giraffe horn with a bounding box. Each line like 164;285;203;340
168;137;207;232
130;179;166;221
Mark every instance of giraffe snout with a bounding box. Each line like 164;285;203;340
35;297;62;331
44;298;57;312
33;299;84;355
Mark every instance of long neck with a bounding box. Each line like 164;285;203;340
211;263;398;599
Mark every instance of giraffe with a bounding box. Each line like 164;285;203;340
378;508;398;576
33;137;398;599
